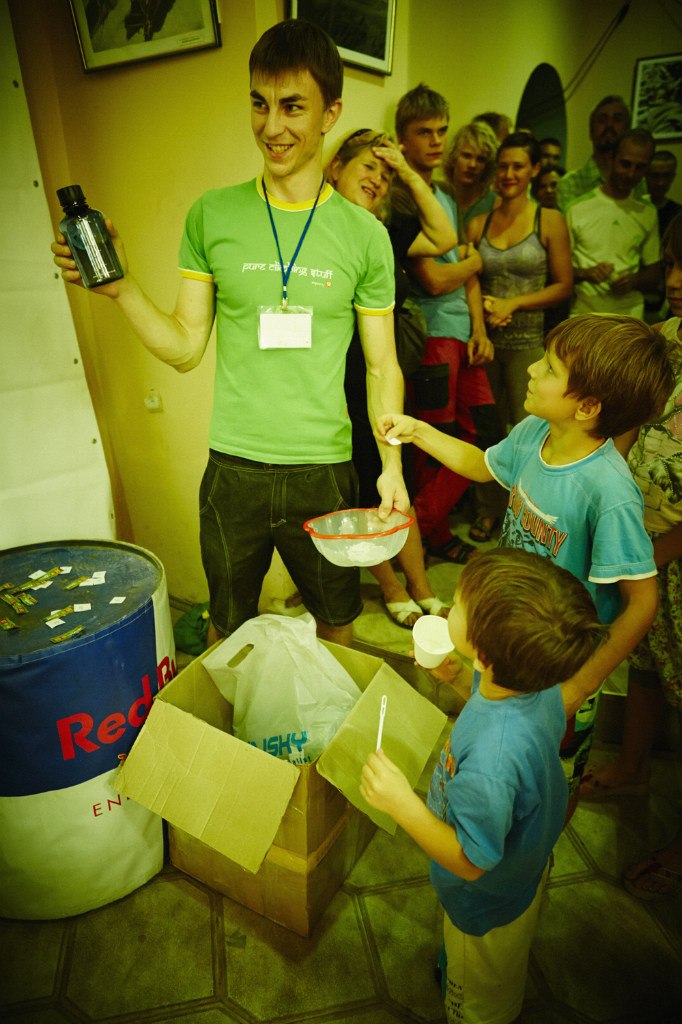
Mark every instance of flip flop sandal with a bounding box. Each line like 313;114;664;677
468;516;499;543
622;854;682;902
416;596;451;618
384;598;423;629
425;537;477;565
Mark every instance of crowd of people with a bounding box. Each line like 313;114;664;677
51;19;681;1024
355;79;681;1023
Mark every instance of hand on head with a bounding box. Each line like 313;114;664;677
373;139;407;176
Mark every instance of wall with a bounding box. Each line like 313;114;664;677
0;0;114;549
8;0;680;602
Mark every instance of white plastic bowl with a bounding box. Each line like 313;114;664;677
303;507;414;567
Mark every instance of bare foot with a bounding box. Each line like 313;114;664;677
623;841;682;901
579;760;649;800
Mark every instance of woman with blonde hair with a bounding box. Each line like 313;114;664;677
326;129;457;626
442;120;499;237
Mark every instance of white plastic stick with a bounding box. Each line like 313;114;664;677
376;694;388;751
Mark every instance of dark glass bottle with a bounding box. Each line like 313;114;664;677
57;185;123;288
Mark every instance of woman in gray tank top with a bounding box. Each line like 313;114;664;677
466;133;573;539
468;133;573;425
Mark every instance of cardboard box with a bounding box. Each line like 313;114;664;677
169;804;376;936
116;637;446;933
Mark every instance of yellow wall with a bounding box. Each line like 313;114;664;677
8;0;680;602
409;0;680;174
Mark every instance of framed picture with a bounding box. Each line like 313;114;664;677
632;53;682;142
68;0;221;73
288;1;396;76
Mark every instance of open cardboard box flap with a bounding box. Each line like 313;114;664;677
116;638;446;873
317;662;446;833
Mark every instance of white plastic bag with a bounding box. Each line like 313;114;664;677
202;613;361;765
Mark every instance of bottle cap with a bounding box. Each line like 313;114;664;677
57;184;87;208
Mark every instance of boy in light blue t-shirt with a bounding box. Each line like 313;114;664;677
377;313;674;815
361;548;607;1024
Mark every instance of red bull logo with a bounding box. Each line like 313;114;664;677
57;656;175;761
0;606;176;798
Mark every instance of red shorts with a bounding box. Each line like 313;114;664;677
408;337;498;545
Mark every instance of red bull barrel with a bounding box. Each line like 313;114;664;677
0;540;176;918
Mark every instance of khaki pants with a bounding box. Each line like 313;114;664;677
443;865;549;1024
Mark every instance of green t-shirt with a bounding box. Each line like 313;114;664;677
179;178;395;463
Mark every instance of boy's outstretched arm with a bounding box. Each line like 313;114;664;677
360;750;484;881
561;577;658;718
376;414;493;483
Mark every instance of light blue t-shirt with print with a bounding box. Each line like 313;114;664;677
485;415;656;624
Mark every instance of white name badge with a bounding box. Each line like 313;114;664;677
258;305;313;349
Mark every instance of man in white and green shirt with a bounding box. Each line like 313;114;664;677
567;128;660;319
53;20;407;645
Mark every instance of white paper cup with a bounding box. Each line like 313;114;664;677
412;614;454;668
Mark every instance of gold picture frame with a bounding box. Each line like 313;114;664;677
289;0;396;77
68;0;221;73
632;52;682;142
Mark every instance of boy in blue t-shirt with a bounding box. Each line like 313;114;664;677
377;313;673;814
361;548;607;1024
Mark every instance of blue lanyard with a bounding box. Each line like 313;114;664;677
262;176;325;308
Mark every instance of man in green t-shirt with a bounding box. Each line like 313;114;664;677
53;20;407;646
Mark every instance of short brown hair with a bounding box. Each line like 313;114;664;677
589;95;629;133
249;19;343;110
395;83;449;139
614;127;655;162
473;111;512;141
498;131;541;166
547;314;674;438
651;150;677;168
457;549;607;692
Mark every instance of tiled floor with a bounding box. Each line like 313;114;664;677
2;526;681;1024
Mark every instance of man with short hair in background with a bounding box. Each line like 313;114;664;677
557;95;648;212
567;128;660;318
